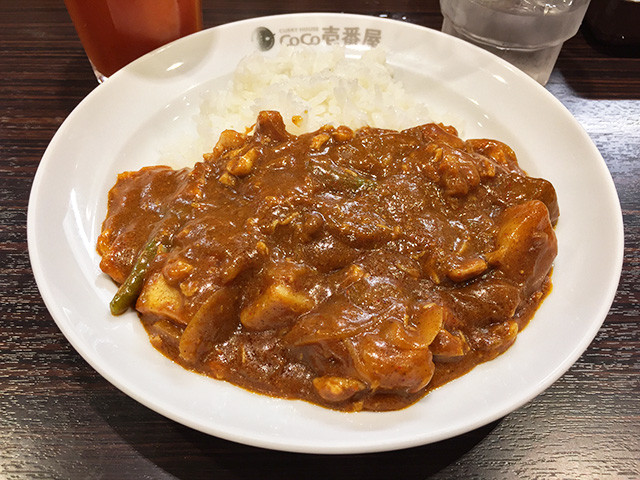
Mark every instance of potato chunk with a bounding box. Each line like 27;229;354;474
136;271;186;325
489;200;557;295
240;283;314;331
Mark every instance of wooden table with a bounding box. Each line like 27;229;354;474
2;1;638;478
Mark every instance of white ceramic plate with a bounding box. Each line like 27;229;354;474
28;13;623;454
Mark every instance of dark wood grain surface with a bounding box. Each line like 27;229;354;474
1;0;639;478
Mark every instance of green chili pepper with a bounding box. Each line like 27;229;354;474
109;237;162;315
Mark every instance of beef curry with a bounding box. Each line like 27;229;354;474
97;111;558;411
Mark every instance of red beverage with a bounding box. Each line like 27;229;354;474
64;0;202;81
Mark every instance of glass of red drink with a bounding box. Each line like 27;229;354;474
64;0;202;82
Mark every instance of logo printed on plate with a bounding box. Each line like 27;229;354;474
252;25;383;50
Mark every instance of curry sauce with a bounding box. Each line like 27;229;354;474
97;111;558;411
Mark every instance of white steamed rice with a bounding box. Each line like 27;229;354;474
196;46;434;152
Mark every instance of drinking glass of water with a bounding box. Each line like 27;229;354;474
440;0;592;85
